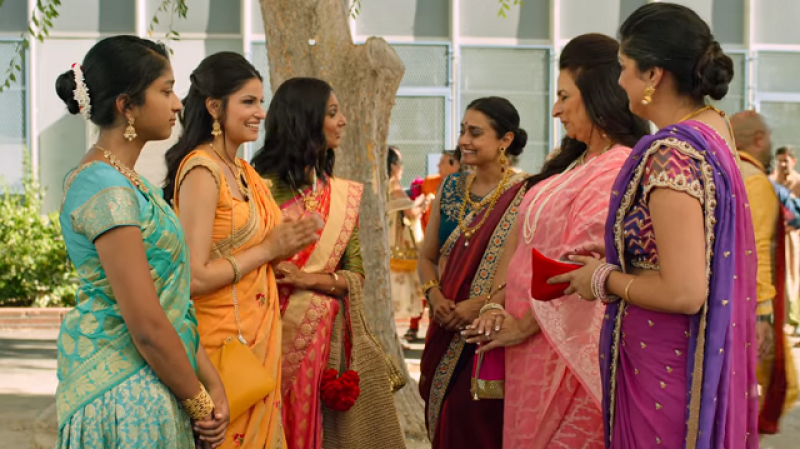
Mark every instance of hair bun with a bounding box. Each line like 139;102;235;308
507;128;527;156
693;40;734;101
55;69;81;115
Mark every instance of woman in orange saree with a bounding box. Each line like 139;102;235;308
165;53;320;449
464;34;648;449
252;77;404;449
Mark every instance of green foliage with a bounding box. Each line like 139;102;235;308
498;0;523;18
0;152;76;307
149;0;189;55
0;0;60;93
349;0;362;19
0;0;189;91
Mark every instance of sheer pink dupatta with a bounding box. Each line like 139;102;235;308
527;146;629;405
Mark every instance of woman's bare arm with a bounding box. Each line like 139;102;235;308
95;227;203;401
390;179;427;219
606;188;707;315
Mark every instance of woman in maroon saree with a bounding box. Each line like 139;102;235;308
418;97;528;449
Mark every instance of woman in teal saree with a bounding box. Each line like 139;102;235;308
54;36;228;448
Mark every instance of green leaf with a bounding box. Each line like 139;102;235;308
32;16;40;27
9;73;15;82
153;16;160;24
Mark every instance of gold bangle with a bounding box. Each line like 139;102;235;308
225;255;242;284
422;279;440;295
479;302;504;316
181;385;215;420
623;278;636;303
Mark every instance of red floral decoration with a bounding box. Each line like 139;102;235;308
409;177;424;200
232;433;245;446
320;368;361;411
256;293;266;307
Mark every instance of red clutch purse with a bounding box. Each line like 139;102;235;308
530;247;581;301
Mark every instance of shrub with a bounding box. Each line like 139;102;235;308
0;153;76;307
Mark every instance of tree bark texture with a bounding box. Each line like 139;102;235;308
259;0;427;442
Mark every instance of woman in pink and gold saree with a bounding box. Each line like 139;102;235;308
464;34;649;449
418;97;529;449
252;77;403;449
553;5;759;448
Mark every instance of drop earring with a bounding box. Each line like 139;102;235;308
211;119;222;137
641;84;655;105
498;147;507;172
124;116;137;142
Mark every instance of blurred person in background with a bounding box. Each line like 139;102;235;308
731;110;798;435
773;145;800;336
387;146;431;343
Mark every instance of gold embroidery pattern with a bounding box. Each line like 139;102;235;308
209;199;258;261
643;172;704;204
631;259;661;271
426;184;526;440
176;155;222;192
281;180;362;388
324;181;363;273
609;136;717;448
70;187;141;242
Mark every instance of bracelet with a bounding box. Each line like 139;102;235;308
479;302;504;316
329;272;338;294
422;279;440;294
591;263;620;304
225;255;242;285
181;384;215;420
423;279;441;300
623;278;636;303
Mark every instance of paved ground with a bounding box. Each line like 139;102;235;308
2;326;799;448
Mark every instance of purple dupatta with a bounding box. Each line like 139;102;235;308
599;121;759;449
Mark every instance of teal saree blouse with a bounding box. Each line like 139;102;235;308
56;162;198;447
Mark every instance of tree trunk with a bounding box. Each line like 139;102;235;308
258;0;427;442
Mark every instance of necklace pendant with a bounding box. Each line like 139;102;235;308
464;240;470;247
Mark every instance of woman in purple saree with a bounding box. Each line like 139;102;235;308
551;4;758;449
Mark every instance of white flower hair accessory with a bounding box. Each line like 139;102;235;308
71;63;91;120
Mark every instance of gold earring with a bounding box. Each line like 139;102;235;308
124;117;137;142
642;84;655;105
211;119;222;137
498;147;507;172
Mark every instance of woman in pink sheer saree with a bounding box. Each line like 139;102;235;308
463;34;648;449
552;4;759;448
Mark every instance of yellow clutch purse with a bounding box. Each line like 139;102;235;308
209;183;276;421
209;335;276;421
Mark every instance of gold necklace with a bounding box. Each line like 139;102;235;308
95;145;148;193
210;143;249;201
677;104;714;123
288;171;320;212
457;169;512;246
577;143;613;166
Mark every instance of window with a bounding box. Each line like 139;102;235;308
460;47;550;174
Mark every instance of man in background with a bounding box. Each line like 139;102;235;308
419;149;461;231
773;145;800;336
732;110;798;434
